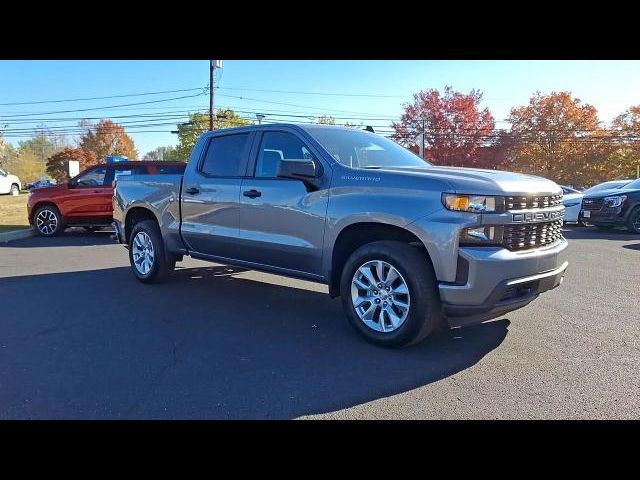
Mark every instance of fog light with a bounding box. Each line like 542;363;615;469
460;226;503;246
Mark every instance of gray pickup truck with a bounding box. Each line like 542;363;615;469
113;124;568;347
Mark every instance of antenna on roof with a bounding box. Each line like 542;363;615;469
365;126;375;133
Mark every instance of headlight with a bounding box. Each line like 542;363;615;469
460;226;504;246
603;195;626;208
442;194;505;213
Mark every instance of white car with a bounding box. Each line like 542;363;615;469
561;185;584;223
0;168;21;195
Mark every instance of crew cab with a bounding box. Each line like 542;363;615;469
27;161;185;236
113;125;568;347
581;177;640;233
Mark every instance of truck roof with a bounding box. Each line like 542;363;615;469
95;160;186;167
203;123;373;135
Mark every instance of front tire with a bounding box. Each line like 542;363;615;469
340;241;444;348
128;220;175;283
10;184;19;196
627;207;640;234
34;205;64;237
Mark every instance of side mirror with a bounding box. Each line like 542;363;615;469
276;159;320;181
68;178;77;188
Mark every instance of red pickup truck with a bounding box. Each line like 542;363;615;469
27;161;186;236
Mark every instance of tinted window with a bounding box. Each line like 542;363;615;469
200;134;251;177
107;164;148;184
154;164;186;174
76;167;108;187
256;132;314;178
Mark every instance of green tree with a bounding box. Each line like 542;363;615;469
18;127;68;165
0;131;17;169
175;110;252;161
4;148;46;184
143;146;180;162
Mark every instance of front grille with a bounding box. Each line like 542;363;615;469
502;219;563;251
581;198;604;211
506;194;563;210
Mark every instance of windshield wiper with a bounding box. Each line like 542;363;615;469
360;166;382;169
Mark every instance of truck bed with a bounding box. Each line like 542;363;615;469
113;173;185;252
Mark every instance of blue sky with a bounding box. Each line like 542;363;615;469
1;60;639;156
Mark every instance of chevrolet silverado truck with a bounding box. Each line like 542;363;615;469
113;124;568;347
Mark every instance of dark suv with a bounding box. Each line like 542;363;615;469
581;178;640;233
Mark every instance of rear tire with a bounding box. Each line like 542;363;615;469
10;184;19;196
128;220;175;283
626;207;640;234
340;240;444;348
34;205;64;237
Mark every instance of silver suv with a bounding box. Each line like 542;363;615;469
113;124;568;347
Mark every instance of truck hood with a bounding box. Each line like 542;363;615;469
374;165;562;195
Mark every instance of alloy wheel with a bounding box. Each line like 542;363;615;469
132;231;155;275
36;209;58;235
351;260;411;333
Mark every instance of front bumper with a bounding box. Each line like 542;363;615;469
439;238;568;327
581;207;626;226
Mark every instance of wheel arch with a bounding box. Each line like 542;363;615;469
30;201;61;223
328;222;435;297
124;206;160;243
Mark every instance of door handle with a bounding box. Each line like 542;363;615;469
185;186;200;195
243;189;262;199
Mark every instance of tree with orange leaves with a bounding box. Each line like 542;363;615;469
507;91;613;186
392;86;495;167
79;119;138;162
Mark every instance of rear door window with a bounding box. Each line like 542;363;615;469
199;134;252;177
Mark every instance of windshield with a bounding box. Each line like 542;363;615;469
305;127;430;169
623;178;640;190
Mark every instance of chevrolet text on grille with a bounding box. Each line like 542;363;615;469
512;210;565;223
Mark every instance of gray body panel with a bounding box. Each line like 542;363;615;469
113;124;568;323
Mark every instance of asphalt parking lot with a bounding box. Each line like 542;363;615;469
0;227;638;419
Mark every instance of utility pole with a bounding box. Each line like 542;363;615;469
209;60;215;131
209;60;224;131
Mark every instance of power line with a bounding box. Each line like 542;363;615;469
215;86;409;99
0;92;207;118
0;87;206;106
